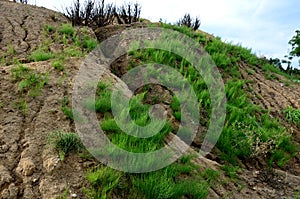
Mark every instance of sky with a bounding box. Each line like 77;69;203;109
33;0;300;67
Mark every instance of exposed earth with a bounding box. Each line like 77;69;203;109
0;1;299;198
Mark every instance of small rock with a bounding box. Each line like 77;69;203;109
43;156;59;173
71;193;77;198
16;157;36;176
253;170;260;177
32;178;38;183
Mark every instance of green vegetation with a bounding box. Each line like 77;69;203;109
84;155;214;199
52;59;65;71
10;64;48;97
125;24;298;167
1;43;17;66
282;106;300;125
221;165;239;179
288;30;300;67
84;166;122;199
59;186;70;199
83;81;112;113
61;96;74;120
48;131;84;161
13;98;28;115
79;80;216;198
29;48;54;62
26;23;98;65
46;20;299;198
59;23;75;35
45;24;56;33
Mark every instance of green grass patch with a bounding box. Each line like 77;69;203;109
84;166;122;199
59;23;75;36
48;131;84;160
61;96;75;121
29;48;54;62
52;59;65;71
282;106;300;125
11;64;48;97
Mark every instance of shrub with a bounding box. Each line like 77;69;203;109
64;0;115;27
115;2;141;24
64;0;142;27
177;13;201;31
92;0;116;27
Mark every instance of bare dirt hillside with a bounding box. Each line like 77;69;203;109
0;1;299;198
0;0;68;64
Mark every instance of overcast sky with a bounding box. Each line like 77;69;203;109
34;0;300;67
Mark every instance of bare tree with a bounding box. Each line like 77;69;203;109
92;0;115;27
64;0;141;27
116;2;141;24
177;13;201;31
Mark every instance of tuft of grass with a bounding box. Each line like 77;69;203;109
52;60;65;71
82;36;98;51
48;131;84;161
59;23;75;36
282;106;300;125
61;96;74;121
45;25;56;33
29;49;54;62
100;118;120;133
84;81;113;113
132;171;174;199
11;64;48;97
131;163;209;199
221;165;239;179
84;167;122;199
64;46;83;57
13;98;28;115
59;186;70;199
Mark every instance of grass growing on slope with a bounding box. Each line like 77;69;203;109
84;155;215;199
10;64;48;97
27;23;98;64
81;80;217;198
282;106;300;125
126;24;298;167
72;24;299;198
48;131;85;161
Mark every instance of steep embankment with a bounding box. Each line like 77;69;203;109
0;1;299;198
